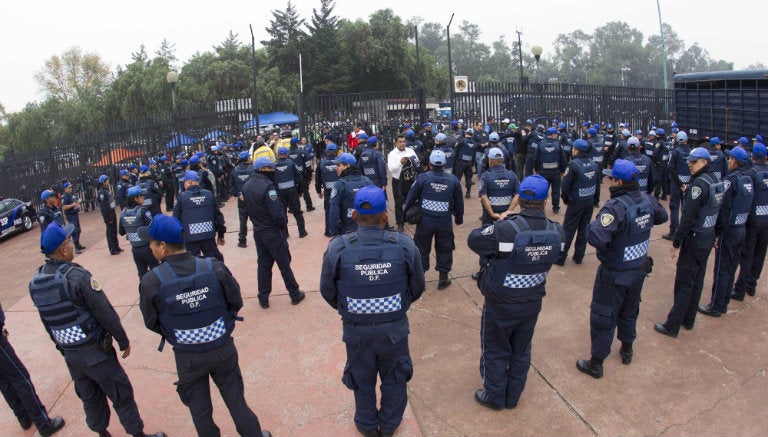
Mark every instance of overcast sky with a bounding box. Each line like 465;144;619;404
1;0;764;113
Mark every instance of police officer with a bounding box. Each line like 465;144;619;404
320;186;425;437
699;146;754;316
586;128;605;207
603;124;617;163
663;131;692;240
0;301;66;436
704;137;728;181
656;147;725;337
127;163;139;185
625;137;655;194
403;149;464;290
275;147;308;238
61;181;86;253
137;215;271;437
329;153;374;236
557;139;598;265
115;169;132;210
31;222;165;437
467;175;564;410
557;123;573;161
359;136;388;190
242;158;306;309
480;132;512;174
230;151;255;248
534;127;567;214
288;136;315;212
434;133;456;174
650;128;669;200
174;171;226;262
576;160;668;378
207;145;227;203
524;124;545;178
478;147;519;226
97;175;122;255
454;129;477;198
118;186;158;279
316;143;341;237
39;189;66;233
732;143;768;301
158;156;176;210
137;165;162;216
515;121;533;180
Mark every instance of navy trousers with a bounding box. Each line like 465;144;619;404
709;226;745;311
0;333;52;430
560;200;593;262
186;238;224;263
663;232;715;334
413;224;454;273
254;231;301;303
589;265;645;360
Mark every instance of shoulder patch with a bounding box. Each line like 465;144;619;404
481;225;495;235
90;277;102;292
691;186;701;200
723;179;731;191
600;213;614;227
563;167;569;176
268;189;277;201
330;187;338;198
99;193;105;200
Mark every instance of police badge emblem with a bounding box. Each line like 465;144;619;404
691;186;701;199
600;213;614;227
268;189;277;201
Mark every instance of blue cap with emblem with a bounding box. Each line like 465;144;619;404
738;137;749;145
128;164;136;170
676;131;688;142
149;159;156;165
686;147;712;162
253;157;276;170
356;133;369;142
210;145;220;152
160;156;167;161
98;175;109;184
41;190;54;201
119;169;128;176
290;137;299;144
656;128;665;135
430;149;446;166
277;147;289;155
547;127;557;135
726;146;750;163
354;185;387;215
331;152;357;166
326;143;338;151
756;135;764;143
423;122;432;127
137;214;184;243
41;222;75;254
189;155;200;164
753;143;767;157
183;170;200;181
710;137;721;145
602;159;638;181
62;181;72;189
573;139;590;151
238;151;250;160
127;186;145;197
518;175;549;201
139;165;149;173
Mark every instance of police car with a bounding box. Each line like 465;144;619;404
0;198;36;239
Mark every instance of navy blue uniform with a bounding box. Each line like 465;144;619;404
289;145;314;210
533;138;567;211
467;209;564;408
329;168;373;236
316;157;340;236
667;144;691;233
173;185;226;262
588;136;605;205
733;161;768;299
707;166;753;312
119;205;158;278
29;260;146;435
230;162;255;245
650;139;669;199
98;187;121;254
559;155;599;263
478;165;519;226
114;178;131;209
242;172;303;305
359;146;388;188
275;157;307;236
627;150;655;194
61;192;83;248
587;186;667;360
320;226;425;435
454;137;477;194
137;176;162;216
403;169;464;273
38;204;66;234
661;166;725;334
139;253;265;437
0;303;59;432
158;163;176;210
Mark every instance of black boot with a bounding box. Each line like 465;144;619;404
619;343;633;365
465;187;471;199
437;271;452;290
576;357;603;378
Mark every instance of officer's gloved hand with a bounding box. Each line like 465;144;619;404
455;217;463;226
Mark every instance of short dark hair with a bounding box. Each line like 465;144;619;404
396;134;406;142
166;242;185;252
126;197;142;207
519;198;545;210
356;211;385;226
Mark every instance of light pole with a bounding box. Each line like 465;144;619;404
531;46;542;84
621;67;631;87
656;0;670;117
446;13;455;119
166;70;179;113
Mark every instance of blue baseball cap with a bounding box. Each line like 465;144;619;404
41;190;54;201
710;137;721;145
753;143;767;158
127;186;145;197
546;127;558;135
726;146;750;164
488;147;504;159
405;129;415;139
429;149;446;166
583;122;590;127
518;175;549;201
62;181;72;189
423;122;432;128
119;169;128;176
587;128;597;135
354;185;387;215
253;157;276;170
738;137;749;146
211;145;220;152
656;128;665;135
128;164;137;170
676;131;688;142
332;152;357;166
183;170;200;181
277;147;289;155
290;137;299;144
635;130;643;135
180;159;189;167
149;159;156;165
686;147;712;162
189;155;200;164
138;214;184;244
326;143;338;152
573;139;590;151
756;135;764;143
671;122;678;128
357;133;369;141
627;137;640;148
238;151;250;160
98;175;109;184
159;156;167;161
672;128;679;133
195;151;205;158
41;222;75;254
367;136;378;144
139;165;149;173
558;123;566;129
603;159;638;181
489;132;500;142
435;133;447;142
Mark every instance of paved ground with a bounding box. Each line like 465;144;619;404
0;181;766;437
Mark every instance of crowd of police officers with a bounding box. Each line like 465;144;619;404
4;117;768;437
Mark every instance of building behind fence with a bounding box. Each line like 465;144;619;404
2;84;673;208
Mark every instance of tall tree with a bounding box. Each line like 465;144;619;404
262;0;306;75
155;38;178;68
34;46;111;102
304;0;350;94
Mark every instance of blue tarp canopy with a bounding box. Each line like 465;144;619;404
201;130;229;140
243;112;299;129
165;134;199;149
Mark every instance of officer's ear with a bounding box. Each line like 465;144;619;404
351;210;359;223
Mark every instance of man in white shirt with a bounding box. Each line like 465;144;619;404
387;134;420;232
